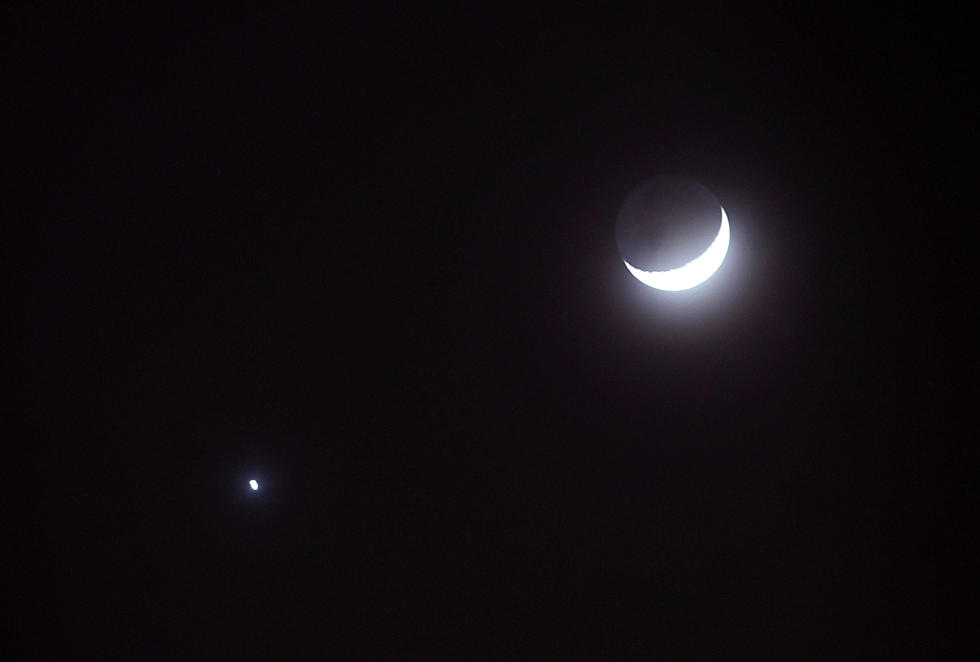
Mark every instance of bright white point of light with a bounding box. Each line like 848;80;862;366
249;479;259;491
623;207;731;291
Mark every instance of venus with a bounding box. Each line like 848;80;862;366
615;176;730;291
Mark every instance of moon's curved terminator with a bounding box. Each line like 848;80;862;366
615;175;730;291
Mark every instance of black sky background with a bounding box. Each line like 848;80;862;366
6;5;975;659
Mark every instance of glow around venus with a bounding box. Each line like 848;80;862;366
623;207;730;291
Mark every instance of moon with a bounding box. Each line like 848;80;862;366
623;206;730;291
249;479;259;491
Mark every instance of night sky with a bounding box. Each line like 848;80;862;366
7;6;974;659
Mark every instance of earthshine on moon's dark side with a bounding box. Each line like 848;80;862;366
615;175;724;272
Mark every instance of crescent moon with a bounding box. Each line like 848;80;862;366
623;207;730;291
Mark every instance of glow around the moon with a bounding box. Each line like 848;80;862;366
249;479;259;491
623;207;730;291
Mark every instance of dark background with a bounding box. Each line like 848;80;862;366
6;5;974;659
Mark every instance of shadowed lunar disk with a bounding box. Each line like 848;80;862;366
615;175;730;291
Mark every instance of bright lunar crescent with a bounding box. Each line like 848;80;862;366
615;175;730;291
623;207;730;291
